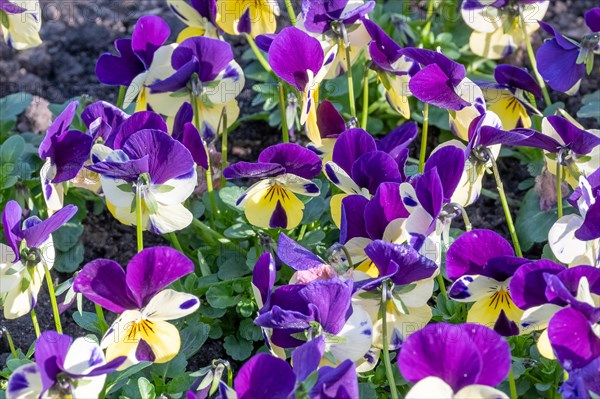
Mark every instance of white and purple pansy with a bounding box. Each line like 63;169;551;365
87;115;198;235
398;322;511;398
73;247;200;367
0;0;41;50
1;201;77;319
223;143;322;230
6;331;126;399
167;0;220;40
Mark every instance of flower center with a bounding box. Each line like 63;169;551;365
125;318;155;342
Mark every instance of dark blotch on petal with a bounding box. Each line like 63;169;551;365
269;201;288;229
135;339;156;362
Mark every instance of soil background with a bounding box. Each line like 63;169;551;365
1;0;599;372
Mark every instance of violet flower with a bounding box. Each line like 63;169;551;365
6;331;125;399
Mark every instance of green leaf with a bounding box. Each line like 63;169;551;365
219;186;245;210
224;223;256;239
206;285;239;308
358;383;378;399
52;222;84;252
1;135;25;164
179;322;210;359
54;241;85;273
151;353;187;379
0;93;33;121
138;377;156;399
72;311;102;334
105;362;152;395
239;318;263;342
223;335;253;361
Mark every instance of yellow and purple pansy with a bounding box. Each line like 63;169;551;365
0;0;41;50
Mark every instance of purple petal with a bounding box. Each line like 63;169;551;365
135;339;156;362
82;101;129;141
545;273;600;322
547;116;600;155
568;168;600;208
576;201;600;241
340;195;369;244
132;16;170;69
84;357;127;377
363;19;403;72
267;285;313;348
316;100;346;138
331;128;377;176
560;357;600;399
298;278;353;335
234;354;295;399
413;168;444;220
2;200;23;261
268;27;324;91
255;34;276;53
292;336;325;382
106;111;168;149
174;36;233;82
545;266;600;308
87;155;149;182
48;130;93;183
39;102;78;160
446;229;514;280
236;7;252;34
585;8;600;32
35;331;72;393
484;255;529;282
258;143;322;180
548;307;600;370
493;310;521;336
401;47;465;86
311;359;359;399
377;122;418;158
301;0;343;34
191;0;217;21
22;205;77;249
252;253;276;310
149;57;199;93
126;246;195;307
223;162;285;180
172;102;193;141
96;39;145;86
351;151;401;195
364;182;409;240
122;129;195;184
537;39;585;94
512;128;562;153
462;323;512;386
179;122;209;169
277;233;326;271
0;1;27;13
539;22;579;50
509;260;565;310
424;146;465;203
74;259;138;313
494;64;542;98
408;63;470;110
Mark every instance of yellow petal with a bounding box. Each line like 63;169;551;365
216;0;278;37
537;328;556;360
140;320;182;363
177;27;206;43
356;259;379;278
244;183;304;230
330;193;348;228
486;90;531;130
467;289;524;332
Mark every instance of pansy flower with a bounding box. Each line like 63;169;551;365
167;0;219;40
6;331;125;399
479;64;542;129
461;0;549;59
548;171;600;266
39;102;94;212
446;229;528;336
96;16;176;112
87;118;197;234
215;0;279;37
1;201;77;319
537;8;600;95
223;143;321;230
305;100;347;157
266;27;337;125
149;35;244;136
362;19;418;119
0;0;41;50
401;47;486;140
398;322;511;398
220;336;359;399
74;247;200;366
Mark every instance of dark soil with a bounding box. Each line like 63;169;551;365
0;0;597;373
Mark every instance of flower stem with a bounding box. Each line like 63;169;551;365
361;69;370;129
116;86;126;109
95;304;109;335
221;109;228;188
43;263;62;333
381;281;399;399
278;81;290;143
422;0;436;37
486;149;523;257
246;34;272;73
285;0;296;25
436;274;448;297
30;308;41;338
508;368;518;399
169;232;184;253
520;13;552;108
418;103;430;173
344;42;356;118
2;327;18;358
191;219;246;255
556;165;563;219
135;183;144;253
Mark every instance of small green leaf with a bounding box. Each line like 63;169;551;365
0;93;33;121
179;322;210;359
54;242;85;273
137;377;156;399
223;335;253;361
206;285;239;308
52;222;84;252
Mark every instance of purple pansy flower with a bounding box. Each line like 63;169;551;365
223;143;322;230
301;0;375;35
87;117;197;234
1;201;77;319
446;229;528;336
73;247;200;366
6;331;125;399
218;336;359;399
171;102;209;169
398;322;511;398
537;8;600;95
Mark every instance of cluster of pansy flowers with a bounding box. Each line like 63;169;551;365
2;0;600;398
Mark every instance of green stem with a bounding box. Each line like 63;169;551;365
221;109;228;188
191;219;246;255
423;0;436;37
486;149;523;257
297;224;307;241
95;304;109;335
284;0;296;25
43;263;62;333
418;103;430;173
361;69;370;129
508;368;518;399
116;86;126;109
278;81;290;143
436;274;447;297
340;245;355;269
135;182;144;253
169;232;184;253
520;13;552;108
344;41;356;118
31;308;41;338
2;327;18;358
246;34;272;73
556;165;563;219
381;282;399;399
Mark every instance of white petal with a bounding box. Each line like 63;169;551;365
237;179;271;207
6;363;43;399
382;218;409;244
143;289;200;321
324;162;363;195
344;237;371;264
0;246;22;293
355;347;380;373
100;176;135;208
461;2;503;33
123;72;147;110
406;377;454;399
150;169;198;205
63;338;107;376
448;275;502;303
455;385;509;399
2;261;45;319
204;61;245;105
147;202;194;234
327;305;373;363
399;278;435;308
275;173;320;197
548;214;587;264
72;376;106;399
373;304;432;350
520;304;563;332
3;8;41;50
40;158;64;212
